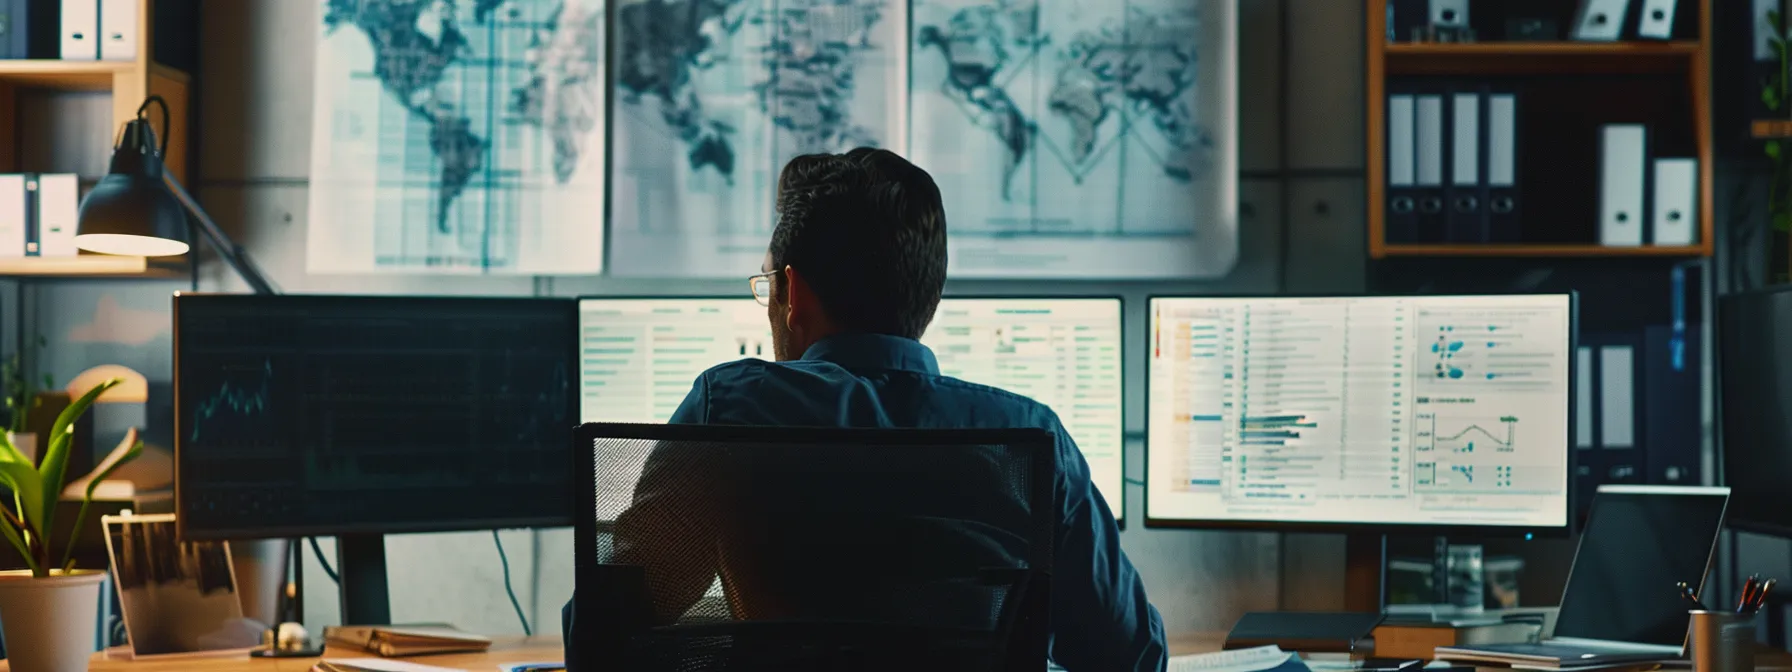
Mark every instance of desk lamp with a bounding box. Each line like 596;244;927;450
73;95;279;295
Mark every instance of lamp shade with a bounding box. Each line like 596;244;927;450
74;117;190;257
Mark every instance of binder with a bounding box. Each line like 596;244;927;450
22;174;37;256
1429;0;1469;29
0;0;26;59
1485;91;1520;243
0;174;24;257
1650;158;1696;246
1575;346;1594;449
1446;88;1485;243
97;0;133;60
35;173;77;256
59;0;95;59
1636;0;1677;40
1415;94;1447;243
1597;124;1646;247
1391;0;1428;42
1598;344;1635;449
1387;93;1418;243
1572;0;1631;41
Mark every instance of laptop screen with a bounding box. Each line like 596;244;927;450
1554;486;1730;646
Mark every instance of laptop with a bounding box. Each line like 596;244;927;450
1435;485;1731;669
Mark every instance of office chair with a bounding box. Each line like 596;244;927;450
569;423;1056;672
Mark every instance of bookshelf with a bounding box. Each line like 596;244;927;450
0;0;192;280
1366;0;1715;259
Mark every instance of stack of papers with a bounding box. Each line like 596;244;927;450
1169;645;1308;672
323;624;492;657
311;660;466;672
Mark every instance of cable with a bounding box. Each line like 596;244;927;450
494;530;533;636
309;537;340;585
1124;477;1146;487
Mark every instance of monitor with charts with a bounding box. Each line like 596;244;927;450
577;296;1126;520
1145;294;1574;532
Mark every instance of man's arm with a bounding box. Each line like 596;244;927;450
606;377;719;624
1045;419;1167;671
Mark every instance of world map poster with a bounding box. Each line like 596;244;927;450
307;0;607;275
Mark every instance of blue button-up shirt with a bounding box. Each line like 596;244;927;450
661;332;1166;671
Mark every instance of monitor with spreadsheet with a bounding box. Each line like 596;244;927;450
577;296;1127;519
174;294;579;540
1145;294;1574;532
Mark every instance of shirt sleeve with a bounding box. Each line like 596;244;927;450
608;375;719;624
1045;416;1167;672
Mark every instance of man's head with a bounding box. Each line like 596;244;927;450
761;148;947;360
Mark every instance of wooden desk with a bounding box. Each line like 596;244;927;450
0;638;563;671
1;632;1228;671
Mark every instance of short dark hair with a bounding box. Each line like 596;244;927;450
768;148;947;340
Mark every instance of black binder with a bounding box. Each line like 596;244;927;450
1445;84;1489;243
1386;85;1419;244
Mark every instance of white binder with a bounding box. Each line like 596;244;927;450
1599;345;1635;449
1389;95;1416;187
1576;347;1594;449
98;0;138;61
1651;158;1697;246
1598;124;1646;247
0;175;24;257
1429;0;1469;28
60;0;98;60
37;173;79;257
1636;0;1678;39
1572;0;1631;41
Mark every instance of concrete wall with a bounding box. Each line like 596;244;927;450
10;0;1373;636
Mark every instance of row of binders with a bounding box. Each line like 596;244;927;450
1386;88;1698;246
1597;124;1697;247
1385;86;1521;244
0;173;79;257
1390;0;1686;43
0;0;139;60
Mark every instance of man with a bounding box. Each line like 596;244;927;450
571;149;1166;670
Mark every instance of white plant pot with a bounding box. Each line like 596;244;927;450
0;569;103;672
5;431;37;464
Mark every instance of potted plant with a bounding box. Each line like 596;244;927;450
1;346;55;463
1762;10;1792;283
0;378;141;672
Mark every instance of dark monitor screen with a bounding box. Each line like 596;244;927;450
1717;287;1792;537
1554;485;1728;647
175;294;578;540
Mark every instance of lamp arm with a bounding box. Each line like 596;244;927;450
161;173;280;296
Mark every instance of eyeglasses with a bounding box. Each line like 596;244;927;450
749;271;775;306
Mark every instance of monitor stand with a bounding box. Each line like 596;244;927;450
337;534;391;625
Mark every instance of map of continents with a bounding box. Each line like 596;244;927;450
910;0;1237;279
606;0;905;277
307;0;607;274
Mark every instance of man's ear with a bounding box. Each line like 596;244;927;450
783;265;811;330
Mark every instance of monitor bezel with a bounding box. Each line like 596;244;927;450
172;292;582;541
1141;291;1578;537
573;293;1130;528
1714;287;1792;539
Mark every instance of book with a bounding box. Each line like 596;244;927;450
1372;619;1542;660
311;659;467;672
322;624;492;658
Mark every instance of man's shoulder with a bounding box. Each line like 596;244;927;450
926;375;1064;423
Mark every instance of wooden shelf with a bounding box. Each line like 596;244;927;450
1754;119;1792;138
0;60;135;91
1379;244;1709;258
1385;40;1699;75
0;255;187;279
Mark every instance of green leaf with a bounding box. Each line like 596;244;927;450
0;512;36;577
35;378;117;542
1772;9;1784;30
1768;140;1783;162
58;430;141;572
1773;211;1792;233
0;439;43;539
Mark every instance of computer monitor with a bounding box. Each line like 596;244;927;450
1717;286;1792;537
1145;294;1575;532
577;296;1127;519
174;294;578;623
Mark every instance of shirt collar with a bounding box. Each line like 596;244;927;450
800;333;940;375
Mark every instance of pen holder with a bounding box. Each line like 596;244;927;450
1688;610;1755;672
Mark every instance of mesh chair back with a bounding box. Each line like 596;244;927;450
571;423;1056;672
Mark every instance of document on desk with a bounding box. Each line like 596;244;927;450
313;659;467;672
1168;645;1307;672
